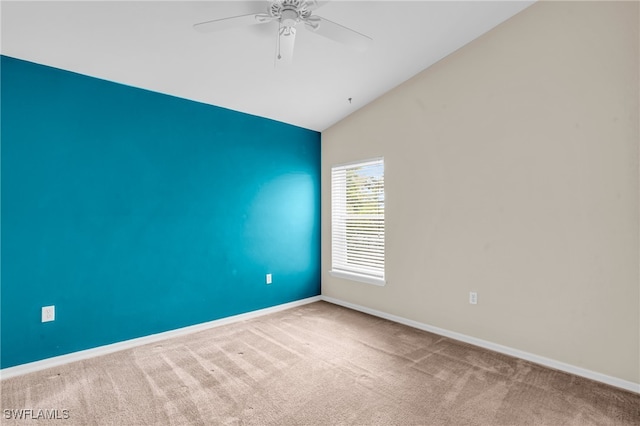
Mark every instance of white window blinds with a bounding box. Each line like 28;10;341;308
331;158;385;285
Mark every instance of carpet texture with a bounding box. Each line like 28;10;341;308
2;301;639;425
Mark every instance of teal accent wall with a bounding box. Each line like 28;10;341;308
0;56;321;368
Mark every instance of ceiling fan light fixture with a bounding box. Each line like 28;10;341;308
280;26;296;37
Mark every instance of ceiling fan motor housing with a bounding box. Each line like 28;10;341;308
269;0;313;27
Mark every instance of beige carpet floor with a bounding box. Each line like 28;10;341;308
1;301;639;425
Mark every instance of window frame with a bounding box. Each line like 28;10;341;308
330;157;385;286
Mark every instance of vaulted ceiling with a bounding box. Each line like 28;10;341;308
1;1;534;131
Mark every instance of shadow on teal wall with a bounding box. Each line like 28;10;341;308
0;56;321;368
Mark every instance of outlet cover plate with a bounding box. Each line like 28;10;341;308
42;305;55;322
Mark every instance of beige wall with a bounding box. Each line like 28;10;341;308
321;1;639;384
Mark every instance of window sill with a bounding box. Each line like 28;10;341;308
329;270;386;286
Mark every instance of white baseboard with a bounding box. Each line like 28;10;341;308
4;294;638;394
0;296;322;380
321;295;640;394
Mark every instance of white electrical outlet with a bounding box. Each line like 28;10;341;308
42;305;55;322
469;292;478;305
266;274;272;285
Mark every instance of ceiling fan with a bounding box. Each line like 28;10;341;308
193;0;372;66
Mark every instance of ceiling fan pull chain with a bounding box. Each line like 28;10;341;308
277;26;282;61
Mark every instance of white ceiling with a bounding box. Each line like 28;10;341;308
1;1;534;131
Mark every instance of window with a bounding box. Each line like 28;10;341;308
331;158;385;286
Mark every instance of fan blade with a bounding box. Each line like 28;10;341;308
307;16;372;52
193;13;265;33
275;25;296;66
256;13;277;24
